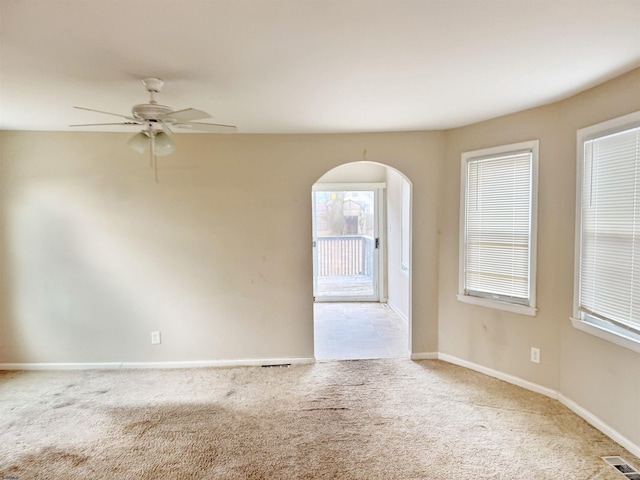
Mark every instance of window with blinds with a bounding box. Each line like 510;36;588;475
458;140;538;315
575;113;640;346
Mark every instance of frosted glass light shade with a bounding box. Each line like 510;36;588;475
153;132;175;156
128;132;150;154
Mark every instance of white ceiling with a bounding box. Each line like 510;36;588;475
1;0;639;134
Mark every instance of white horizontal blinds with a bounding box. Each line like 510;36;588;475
465;151;532;304
579;126;640;332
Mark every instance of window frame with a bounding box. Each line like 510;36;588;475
572;110;640;353
457;140;539;316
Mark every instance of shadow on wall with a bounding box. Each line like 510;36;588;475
21;185;161;360
0;175;266;363
1;181;165;362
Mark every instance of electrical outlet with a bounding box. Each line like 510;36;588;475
531;347;540;364
151;331;161;345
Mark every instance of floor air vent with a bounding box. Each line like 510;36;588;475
603;456;640;479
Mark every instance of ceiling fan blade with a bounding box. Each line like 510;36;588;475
74;106;139;122
161;121;173;135
69;122;140;127
161;108;211;123
172;122;238;133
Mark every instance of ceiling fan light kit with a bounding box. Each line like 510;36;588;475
71;77;237;181
127;131;151;154
152;131;175;157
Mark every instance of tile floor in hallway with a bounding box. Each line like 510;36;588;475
314;302;409;360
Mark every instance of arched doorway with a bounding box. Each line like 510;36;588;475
312;162;412;360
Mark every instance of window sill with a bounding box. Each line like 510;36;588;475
456;294;537;317
571;316;640;354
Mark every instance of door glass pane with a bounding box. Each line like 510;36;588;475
313;190;376;299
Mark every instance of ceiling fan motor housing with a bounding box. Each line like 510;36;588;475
132;103;173;121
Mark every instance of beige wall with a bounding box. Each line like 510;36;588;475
439;67;640;447
315;161;387;184
0;131;442;364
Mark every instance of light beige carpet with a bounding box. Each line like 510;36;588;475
0;359;637;479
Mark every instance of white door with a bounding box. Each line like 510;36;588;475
312;186;381;302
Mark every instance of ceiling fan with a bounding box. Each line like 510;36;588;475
71;77;238;180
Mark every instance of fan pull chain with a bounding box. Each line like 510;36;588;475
150;134;159;183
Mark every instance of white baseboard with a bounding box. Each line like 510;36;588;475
436;353;640;459
437;353;558;399
0;357;316;371
410;352;439;360
387;301;409;324
558;394;640;459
